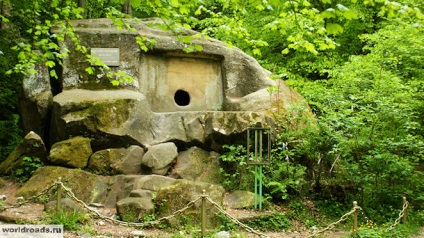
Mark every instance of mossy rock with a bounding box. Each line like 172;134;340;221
0;131;47;176
155;180;225;228
170;147;220;184
88;148;126;174
17;166;109;204
49;136;92;168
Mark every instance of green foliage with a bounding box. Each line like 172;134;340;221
218;144;253;191
45;209;88;230
265;162;306;200
242;211;291;232
286;201;319;228
14;156;43;183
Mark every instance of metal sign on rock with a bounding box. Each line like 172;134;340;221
91;48;120;66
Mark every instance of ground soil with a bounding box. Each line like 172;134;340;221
0;177;422;238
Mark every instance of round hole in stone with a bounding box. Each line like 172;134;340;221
174;89;190;106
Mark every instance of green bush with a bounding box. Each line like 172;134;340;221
243;212;291;232
14;156;43;183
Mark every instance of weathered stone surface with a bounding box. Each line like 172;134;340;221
17;166;141;208
129;189;153;198
155;180;225;228
111;145;145;175
224;190;257;209
87;148;127;173
101;175;139;208
45;198;85;214
149;111;274;150
19;63;53;140
213;231;232;238
17;166;108;205
39;18;305;151
50;91;273;149
133;175;178;191
141;142;177;175
49;89;154;150
49;136;92;168
0;131;47;176
170;147;220;184
116;196;154;222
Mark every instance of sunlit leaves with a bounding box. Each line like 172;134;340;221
326;23;343;35
136;36;157;52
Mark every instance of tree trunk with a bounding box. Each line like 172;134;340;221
78;0;86;18
78;0;85;8
122;0;132;16
0;0;9;29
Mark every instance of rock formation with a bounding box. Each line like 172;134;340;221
2;18;306;226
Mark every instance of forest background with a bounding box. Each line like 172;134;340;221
0;0;423;234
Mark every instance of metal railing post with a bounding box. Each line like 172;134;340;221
353;201;358;236
201;189;206;237
402;197;408;224
352;201;358;236
56;177;62;213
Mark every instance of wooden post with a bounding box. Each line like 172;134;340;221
353;201;358;236
56;177;62;213
402;197;408;224
201;189;206;237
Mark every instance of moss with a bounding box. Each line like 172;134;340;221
70;99;133;132
17;166;101;203
155;180;224;228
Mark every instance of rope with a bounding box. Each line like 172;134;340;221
2;182;58;209
0;180;411;236
204;196;269;237
388;199;409;231
60;181;269;237
58;181;201;227
307;207;358;237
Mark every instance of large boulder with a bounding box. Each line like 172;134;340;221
0;131;48;176
111;145;145;175
49;89;153;150
87;148;127;173
141;142;178;175
19;63;53;140
155;180;225;228
170;147;220;184
133;175;178;191
224;190;257;209
116;191;155;222
17;166;140;207
19;18;306;152
101;175;139;207
48;136;92;168
45;197;86;214
17;166;107;204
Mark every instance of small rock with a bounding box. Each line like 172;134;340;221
97;221;106;226
213;231;231;238
76;231;91;237
130;230;145;237
16;197;24;203
102;210;111;215
0;195;6;200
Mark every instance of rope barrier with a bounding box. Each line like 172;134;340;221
205;196;269;237
307;206;358;237
388;197;409;231
0;180;411;237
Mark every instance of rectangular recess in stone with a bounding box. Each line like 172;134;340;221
91;48;120;66
139;55;223;112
